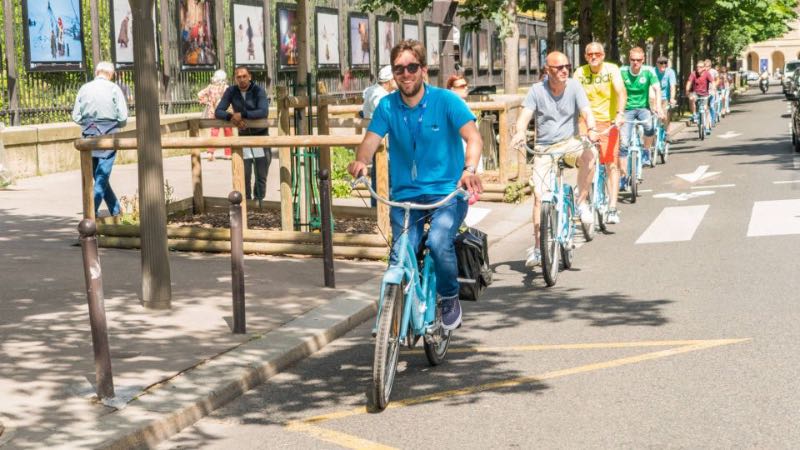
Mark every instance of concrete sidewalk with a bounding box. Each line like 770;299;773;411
0;154;531;448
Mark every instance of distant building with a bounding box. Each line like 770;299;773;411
739;17;800;73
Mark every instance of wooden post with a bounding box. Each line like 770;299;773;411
375;142;390;238
228;192;246;334
131;0;172;309
232;143;247;229
498;103;510;183
3;0;21;125
513;107;526;182
277;88;293;231
317;101;331;174
190;120;205;214
81;151;95;219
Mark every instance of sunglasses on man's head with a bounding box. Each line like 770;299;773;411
550;64;571;72
392;63;421;75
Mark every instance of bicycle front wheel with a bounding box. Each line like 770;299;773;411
698;115;705;141
423;305;452;366
367;282;404;412
560;189;575;269
630;151;639;203
540;202;560;287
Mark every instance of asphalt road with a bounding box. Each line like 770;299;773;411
160;86;800;449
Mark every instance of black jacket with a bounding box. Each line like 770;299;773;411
214;81;269;136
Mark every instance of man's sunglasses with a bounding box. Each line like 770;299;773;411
586;52;603;57
630;58;644;62
392;63;421;75
550;64;571;72
453;83;468;89
658;61;668;65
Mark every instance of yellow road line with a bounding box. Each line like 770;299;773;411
285;338;750;448
285;421;397;450
407;338;743;355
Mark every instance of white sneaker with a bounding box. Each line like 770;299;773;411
607;209;621;224
525;247;541;267
578;203;594;224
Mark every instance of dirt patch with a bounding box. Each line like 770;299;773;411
169;210;379;234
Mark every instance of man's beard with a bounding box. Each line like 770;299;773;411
399;78;423;98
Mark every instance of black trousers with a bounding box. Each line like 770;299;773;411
244;149;271;200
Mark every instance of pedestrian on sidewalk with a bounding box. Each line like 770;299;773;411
215;66;271;204
72;61;128;218
198;70;233;161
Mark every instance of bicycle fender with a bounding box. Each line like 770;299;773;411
382;266;406;285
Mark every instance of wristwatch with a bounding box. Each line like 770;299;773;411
463;165;477;174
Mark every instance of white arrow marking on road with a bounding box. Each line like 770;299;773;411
653;191;715;201
717;131;742;139
636;205;709;244
690;183;735;189
747;199;800;237
676;165;720;183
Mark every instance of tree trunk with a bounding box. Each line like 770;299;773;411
578;0;593;65
504;0;520;95
546;0;556;52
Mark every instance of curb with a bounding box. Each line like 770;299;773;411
34;275;383;449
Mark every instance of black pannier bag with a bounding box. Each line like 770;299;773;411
455;227;492;301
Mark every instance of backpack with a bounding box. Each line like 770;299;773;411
455;227;493;301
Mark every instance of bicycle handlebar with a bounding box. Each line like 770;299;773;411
350;177;468;210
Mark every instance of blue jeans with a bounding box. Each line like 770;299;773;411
389;194;467;298
620;109;655;157
92;151;120;216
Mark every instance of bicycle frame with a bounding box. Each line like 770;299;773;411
626;121;647;179
532;150;577;246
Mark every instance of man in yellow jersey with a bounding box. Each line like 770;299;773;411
573;42;627;224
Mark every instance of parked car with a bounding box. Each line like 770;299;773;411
787;79;800;152
783;59;800;94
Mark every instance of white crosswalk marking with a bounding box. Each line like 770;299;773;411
636;205;709;244
747;199;800;237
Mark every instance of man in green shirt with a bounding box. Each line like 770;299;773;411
620;47;663;186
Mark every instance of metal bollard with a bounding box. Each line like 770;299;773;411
318;169;335;288
229;191;246;334
78;219;115;400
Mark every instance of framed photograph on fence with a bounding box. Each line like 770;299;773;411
539;38;547;70
276;4;298;70
424;23;439;68
460;30;473;71
491;32;503;72
348;13;370;69
530;39;538;71
376;17;395;67
178;0;217;70
403;20;419;41
477;30;489;71
22;0;86;71
519;35;528;72
109;0;157;70
315;7;340;69
232;1;266;69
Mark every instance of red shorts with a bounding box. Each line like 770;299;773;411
579;121;618;164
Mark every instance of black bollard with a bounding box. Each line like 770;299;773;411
78;219;115;400
229;191;246;334
318;169;335;288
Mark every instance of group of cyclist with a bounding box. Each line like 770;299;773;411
687;59;733;135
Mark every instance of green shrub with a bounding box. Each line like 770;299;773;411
504;181;526;204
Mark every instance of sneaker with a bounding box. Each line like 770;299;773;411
607;209;621;224
525;246;541;268
578;203;594;224
641;151;651;166
440;295;462;331
689;114;697;123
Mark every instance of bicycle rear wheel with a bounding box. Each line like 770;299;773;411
367;282;404;412
596;174;609;232
581;183;596;242
661;141;669;164
540;202;560;287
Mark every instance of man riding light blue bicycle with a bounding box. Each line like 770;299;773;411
347;40;483;332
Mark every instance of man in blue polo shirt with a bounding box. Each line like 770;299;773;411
348;39;483;330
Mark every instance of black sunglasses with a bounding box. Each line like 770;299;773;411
658;61;668;65
392;63;421;75
550;64;571;72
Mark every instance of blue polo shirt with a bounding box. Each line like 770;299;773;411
368;85;476;200
656;67;677;100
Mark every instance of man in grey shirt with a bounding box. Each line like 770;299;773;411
512;51;598;268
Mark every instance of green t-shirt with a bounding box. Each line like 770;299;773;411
621;65;659;110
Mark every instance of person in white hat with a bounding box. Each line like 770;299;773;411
362;65;397;119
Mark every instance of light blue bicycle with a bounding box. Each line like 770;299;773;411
622;119;650;203
352;176;468;411
652;107;671;165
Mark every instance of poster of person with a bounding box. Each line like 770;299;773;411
109;0;157;69
315;8;339;69
460;30;473;70
519;36;528;71
491;32;503;72
477;30;489;70
424;24;439;68
539;38;547;70
232;2;265;69
277;4;298;70
22;0;85;71
376;17;395;67
348;13;370;68
403;20;419;41
178;0;217;70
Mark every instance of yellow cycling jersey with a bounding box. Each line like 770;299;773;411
573;62;620;122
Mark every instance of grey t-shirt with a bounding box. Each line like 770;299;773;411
522;78;589;145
